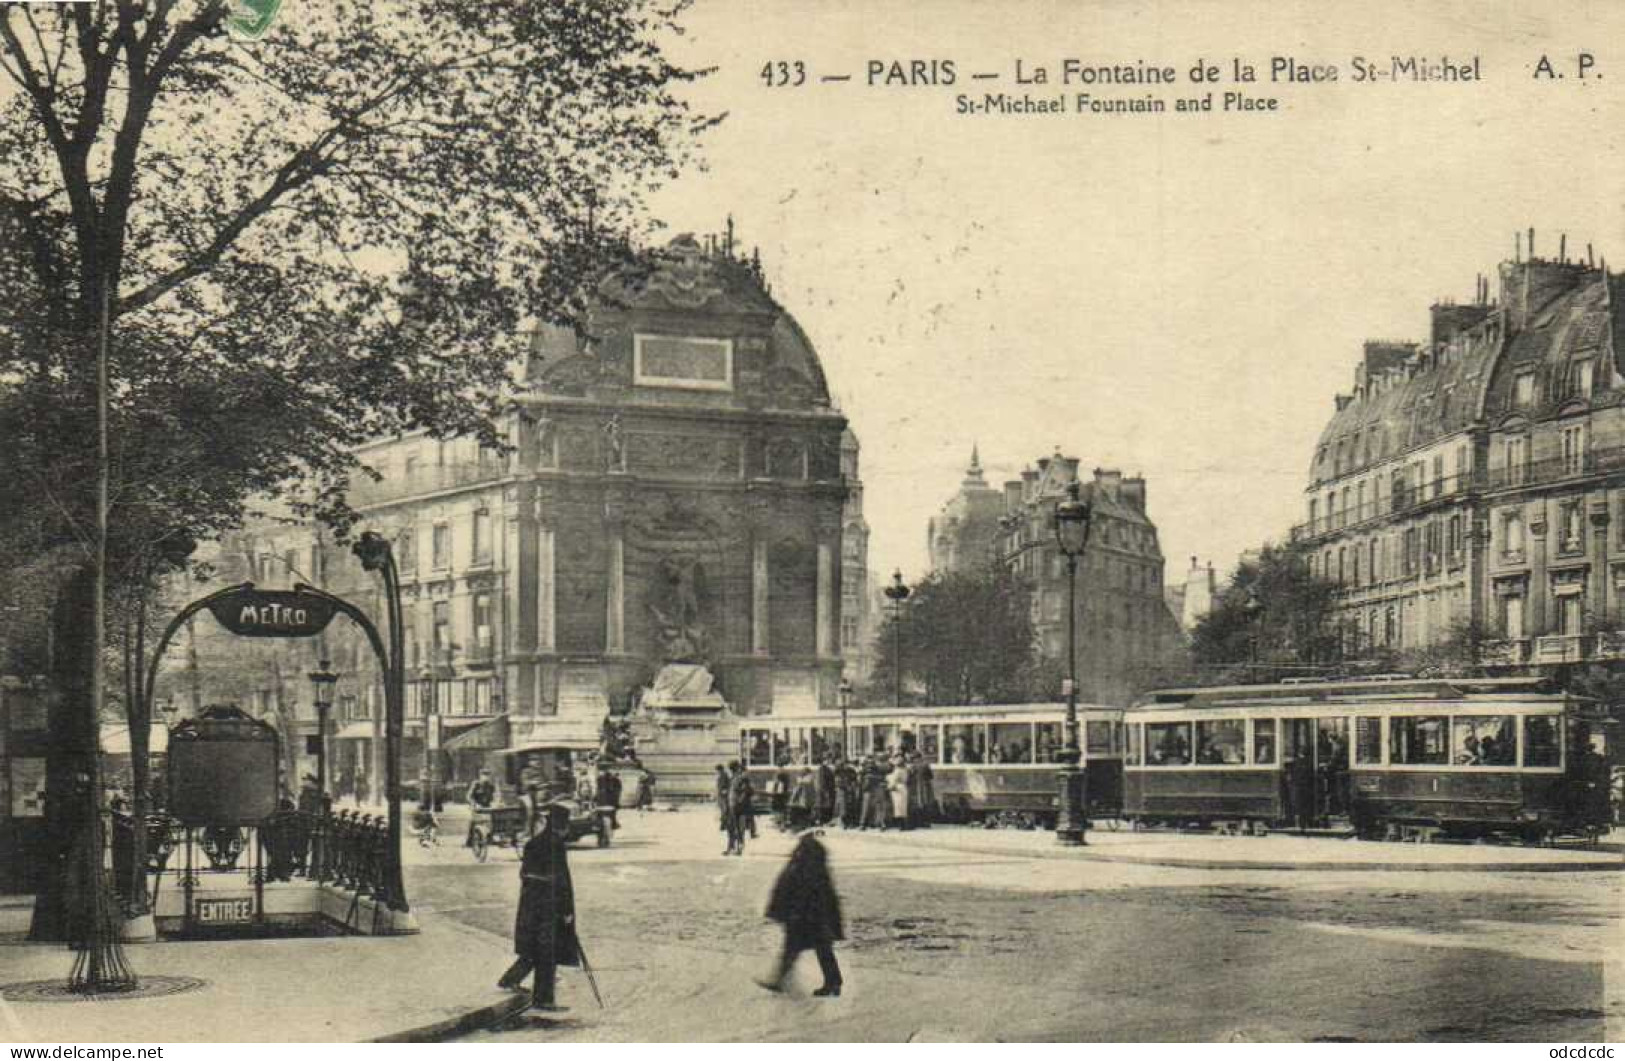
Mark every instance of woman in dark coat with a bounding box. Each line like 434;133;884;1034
498;803;580;1010
758;831;844;997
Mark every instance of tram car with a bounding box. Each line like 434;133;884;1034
738;703;1126;827
1124;677;1613;842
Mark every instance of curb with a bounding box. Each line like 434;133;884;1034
835;829;1625;874
370;992;530;1043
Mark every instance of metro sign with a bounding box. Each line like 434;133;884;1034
205;588;339;639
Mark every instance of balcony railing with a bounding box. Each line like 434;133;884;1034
1294;443;1625;543
1479;632;1625;667
1477;638;1530;666
349;459;506;508
1293;472;1475;542
1534;634;1593;664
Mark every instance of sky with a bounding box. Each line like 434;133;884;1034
643;0;1625;589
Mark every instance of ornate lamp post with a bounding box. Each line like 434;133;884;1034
837;677;854;759
307;659;337;805
351;531;409;912
883;570;911;708
1052;479;1093;846
1243;587;1263;678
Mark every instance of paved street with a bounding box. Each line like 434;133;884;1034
402;808;1624;1042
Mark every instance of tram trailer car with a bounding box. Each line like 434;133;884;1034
739;704;1125;827
1124;678;1612;842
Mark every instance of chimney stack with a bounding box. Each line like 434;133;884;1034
1529;227;1536;260
1560;233;1567;263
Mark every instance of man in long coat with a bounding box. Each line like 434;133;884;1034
498;802;580;1010
715;764;735;853
815;757;836;826
727;761;755;855
834;758;859;828
758;831;844;997
863;758;889;829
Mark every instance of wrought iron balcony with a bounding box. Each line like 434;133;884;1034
1292;473;1476;542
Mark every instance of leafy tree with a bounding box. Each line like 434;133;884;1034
867;566;1041;706
0;0;713;936
1190;543;1340;681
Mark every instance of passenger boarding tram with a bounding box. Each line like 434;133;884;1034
738;703;1126;826
1124;677;1612;841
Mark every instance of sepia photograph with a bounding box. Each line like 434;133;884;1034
0;0;1620;1047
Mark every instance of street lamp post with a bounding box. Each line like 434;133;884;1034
1052;479;1093;847
1243;588;1263;679
307;659;338;806
837;677;854;759
883;570;911;708
352;531;409;912
419;663;437;812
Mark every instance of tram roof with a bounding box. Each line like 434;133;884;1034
750;702;1119;724
1134;676;1567;711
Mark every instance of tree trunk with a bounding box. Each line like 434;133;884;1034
29;566;97;941
124;586;151;914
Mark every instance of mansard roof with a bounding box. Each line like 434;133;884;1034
1310;257;1619;485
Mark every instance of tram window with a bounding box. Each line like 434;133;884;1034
1389;716;1449;765
850;726;872;757
989;723;1033;764
1146;722;1192;766
944;724;983;764
1194;719;1245;764
1037;722;1063;763
746;730;772;767
898;728;919;755
1085;721;1114;756
1126;723;1143;766
1453;716;1516;766
1354;717;1382;765
774;728;792;766
919;725;941;763
811;728;842;763
1252;719;1276;765
1523;716;1561;767
872;725;898;756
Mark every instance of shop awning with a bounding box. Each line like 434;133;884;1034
99;722;169;756
441;715;510;752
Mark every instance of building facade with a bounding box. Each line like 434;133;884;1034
172;235;858;795
1295;242;1625;670
995;453;1185;705
927;447;1004;573
838;429;880;682
1166;557;1218;633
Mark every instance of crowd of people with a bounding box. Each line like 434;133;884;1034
715;750;937;851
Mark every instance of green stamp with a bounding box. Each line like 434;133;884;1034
225;0;283;41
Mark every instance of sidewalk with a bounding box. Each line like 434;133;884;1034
0;909;521;1043
825;821;1625;873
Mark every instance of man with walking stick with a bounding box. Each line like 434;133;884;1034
499;801;581;1011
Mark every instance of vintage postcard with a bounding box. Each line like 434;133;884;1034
0;0;1620;1048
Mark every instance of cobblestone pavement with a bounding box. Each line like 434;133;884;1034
406;808;1624;1042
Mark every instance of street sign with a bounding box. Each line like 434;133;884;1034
427;714;442;751
195;897;254;925
205;588;338;639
